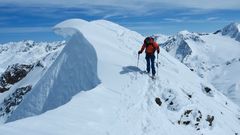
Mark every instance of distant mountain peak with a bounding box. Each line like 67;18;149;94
222;22;240;34
215;22;240;41
175;30;204;43
178;30;191;35
229;22;240;29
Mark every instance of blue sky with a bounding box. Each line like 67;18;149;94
0;0;240;43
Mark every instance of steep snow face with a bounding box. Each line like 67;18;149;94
208;59;240;105
221;23;240;42
0;19;240;135
159;25;240;106
0;41;65;123
7;30;100;122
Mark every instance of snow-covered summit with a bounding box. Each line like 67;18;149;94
222;23;240;34
160;30;205;62
214;22;240;42
177;30;205;42
53;19;88;37
178;30;191;35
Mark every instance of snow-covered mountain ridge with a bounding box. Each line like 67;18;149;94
0;40;65;123
158;22;240;107
0;40;65;73
0;19;240;135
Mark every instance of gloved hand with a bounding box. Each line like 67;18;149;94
138;51;141;54
157;50;160;54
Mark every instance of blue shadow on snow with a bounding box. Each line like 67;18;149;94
120;66;143;74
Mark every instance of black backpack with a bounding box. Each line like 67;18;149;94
144;37;154;47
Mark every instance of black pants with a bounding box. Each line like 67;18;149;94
145;54;156;75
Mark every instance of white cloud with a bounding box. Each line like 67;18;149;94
163;0;240;9
160;17;232;24
0;27;52;33
177;9;214;16
207;17;219;21
0;0;239;21
164;18;184;23
1;0;240;10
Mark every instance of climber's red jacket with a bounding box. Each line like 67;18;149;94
139;39;160;55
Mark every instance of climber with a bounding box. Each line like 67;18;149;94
138;37;160;77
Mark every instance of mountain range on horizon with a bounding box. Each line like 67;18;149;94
157;22;240;107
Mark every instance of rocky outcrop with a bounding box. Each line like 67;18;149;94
0;85;32;119
160;31;202;62
178;109;215;131
0;64;33;93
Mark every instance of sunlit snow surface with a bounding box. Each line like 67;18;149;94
0;19;240;135
159;25;240;106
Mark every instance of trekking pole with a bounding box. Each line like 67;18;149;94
157;53;159;76
137;54;140;67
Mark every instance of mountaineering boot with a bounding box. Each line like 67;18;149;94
151;74;156;80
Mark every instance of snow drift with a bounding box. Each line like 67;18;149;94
0;19;240;135
7;25;100;122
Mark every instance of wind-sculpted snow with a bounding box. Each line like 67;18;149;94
0;19;240;135
7;26;100;122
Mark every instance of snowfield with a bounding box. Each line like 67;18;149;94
159;23;240;107
0;19;240;135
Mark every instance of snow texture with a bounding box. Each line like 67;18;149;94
159;24;240;107
0;19;240;135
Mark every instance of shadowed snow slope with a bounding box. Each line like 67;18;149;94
7;30;100;122
0;19;240;135
221;22;240;42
